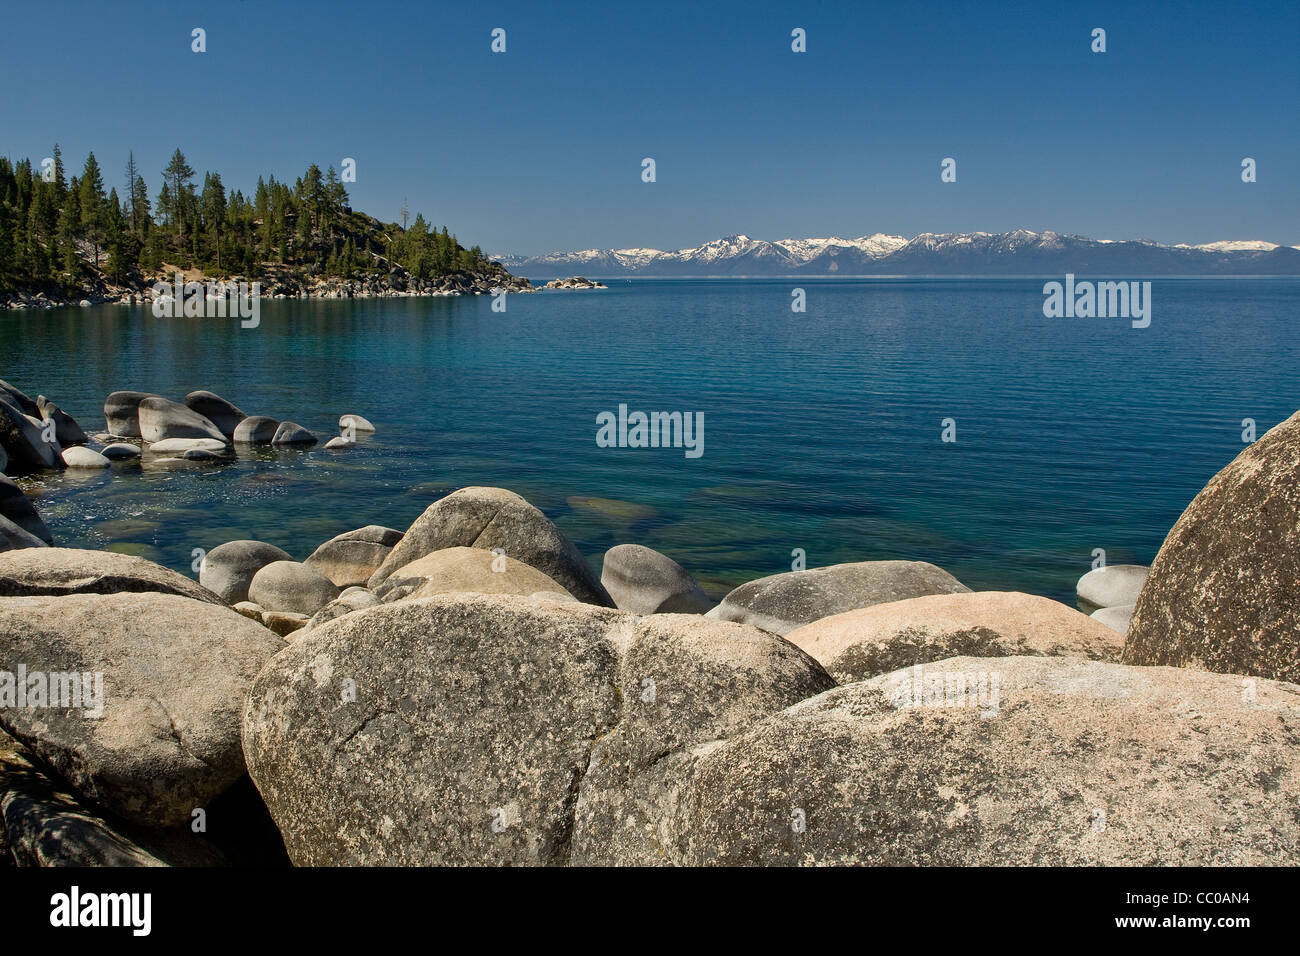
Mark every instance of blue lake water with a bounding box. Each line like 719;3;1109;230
2;277;1297;604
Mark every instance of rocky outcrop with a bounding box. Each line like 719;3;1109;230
184;391;245;439
672;656;1300;865
137;397;226;443
1125;410;1300;683
0;591;284;827
0;393;60;473
103;391;159;438
0;547;223;604
368;487;612;606
242;594;830;865
784;591;1124;683
709;560;970;636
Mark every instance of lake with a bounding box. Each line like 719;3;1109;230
2;276;1296;604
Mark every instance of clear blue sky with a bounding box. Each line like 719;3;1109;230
2;0;1296;254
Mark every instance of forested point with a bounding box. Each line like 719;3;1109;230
0;145;509;298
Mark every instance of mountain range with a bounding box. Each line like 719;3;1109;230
493;231;1300;277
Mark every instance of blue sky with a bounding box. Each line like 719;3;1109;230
2;0;1296;254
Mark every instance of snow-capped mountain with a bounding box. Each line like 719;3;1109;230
493;231;1300;277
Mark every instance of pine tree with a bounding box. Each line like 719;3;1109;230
202;171;227;272
162;148;195;242
79;152;106;269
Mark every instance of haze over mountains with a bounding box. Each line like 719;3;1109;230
495;231;1300;277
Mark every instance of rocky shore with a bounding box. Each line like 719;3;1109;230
0;260;537;311
2;376;1298;866
2;266;616;310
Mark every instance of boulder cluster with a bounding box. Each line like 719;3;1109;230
0;376;374;511
3;412;1300;866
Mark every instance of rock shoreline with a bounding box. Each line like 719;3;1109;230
2;269;613;311
2;391;1300;866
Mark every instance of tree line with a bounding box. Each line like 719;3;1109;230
0;146;499;294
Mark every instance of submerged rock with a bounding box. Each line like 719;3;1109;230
100;443;142;461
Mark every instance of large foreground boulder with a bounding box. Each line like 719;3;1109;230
304;526;403;588
248;560;339;615
673;656;1300;865
368;487;613;606
601;544;714;614
103;391;161;438
137;396;226;443
0;476;52;543
1125;410;1300;683
200;540;294;604
0;548;224;605
242;594;831;865
0;592;285;827
710;560;970;636
184;391;245;438
785;591;1124;683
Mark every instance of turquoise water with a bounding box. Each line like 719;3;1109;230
2;277;1297;603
